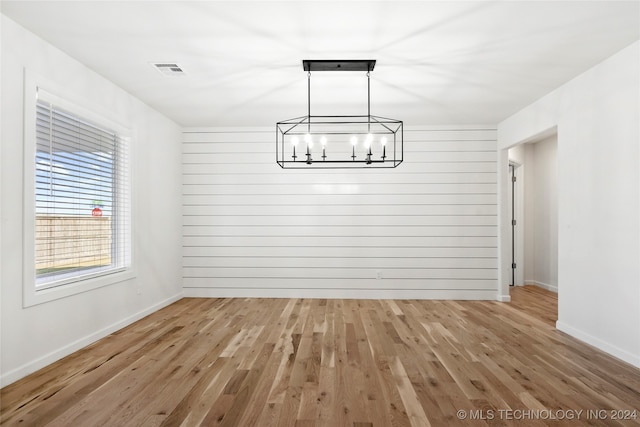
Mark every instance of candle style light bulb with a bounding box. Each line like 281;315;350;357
304;134;312;164
320;136;327;161
350;136;357;161
380;136;387;160
291;136;299;161
364;134;373;164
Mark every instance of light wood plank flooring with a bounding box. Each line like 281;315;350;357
2;286;639;426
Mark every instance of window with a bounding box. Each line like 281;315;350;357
23;77;133;305
34;99;130;289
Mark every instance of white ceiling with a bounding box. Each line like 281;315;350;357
2;1;639;127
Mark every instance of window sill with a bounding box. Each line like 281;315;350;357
23;268;136;307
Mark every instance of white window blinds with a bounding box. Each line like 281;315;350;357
35;98;130;288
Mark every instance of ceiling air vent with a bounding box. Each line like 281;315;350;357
152;62;186;76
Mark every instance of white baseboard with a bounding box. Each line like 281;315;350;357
525;280;558;293
0;293;183;387
183;287;497;301
556;321;640;369
497;294;511;302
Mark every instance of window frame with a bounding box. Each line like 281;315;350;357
23;70;135;307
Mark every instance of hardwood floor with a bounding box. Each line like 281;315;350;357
509;285;558;327
2;286;639;426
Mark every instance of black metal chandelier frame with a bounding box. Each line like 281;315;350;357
276;60;403;169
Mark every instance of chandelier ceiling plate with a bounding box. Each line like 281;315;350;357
302;59;376;72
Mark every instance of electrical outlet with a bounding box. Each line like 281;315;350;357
376;270;382;280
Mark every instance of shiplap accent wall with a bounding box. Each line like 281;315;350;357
182;127;498;299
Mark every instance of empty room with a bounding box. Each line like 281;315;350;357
1;1;639;426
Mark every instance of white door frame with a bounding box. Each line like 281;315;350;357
508;161;525;286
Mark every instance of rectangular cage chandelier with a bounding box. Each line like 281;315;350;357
276;60;403;169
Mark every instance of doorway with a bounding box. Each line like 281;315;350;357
507;134;558;294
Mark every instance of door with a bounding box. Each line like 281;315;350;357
510;164;515;286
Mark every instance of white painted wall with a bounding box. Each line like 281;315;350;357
0;16;183;386
529;136;558;291
182;127;499;300
498;41;640;368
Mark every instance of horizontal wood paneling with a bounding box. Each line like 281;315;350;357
183;161;497;174
183;128;498;142
182;246;497;258
183;194;497;205
183;151;497;164
184;225;496;237
183;183;497;195
184;204;498;216
183;171;497;184
183;215;497;226
182;127;498;298
183;256;496;269
182;278;497;290
183;236;497;247
183;267;498;279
